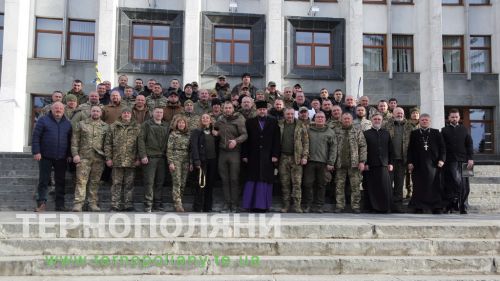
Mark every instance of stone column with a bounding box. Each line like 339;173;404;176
342;0;363;98
418;0;445;129
265;0;283;89
96;0;118;83
183;0;202;85
0;0;31;151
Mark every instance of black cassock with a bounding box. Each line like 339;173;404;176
407;128;446;210
363;128;394;212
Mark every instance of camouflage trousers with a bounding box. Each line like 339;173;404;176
143;157;167;207
171;155;189;207
111;167;136;209
74;157;104;205
405;169;413;196
335;167;362;210
278;154;303;204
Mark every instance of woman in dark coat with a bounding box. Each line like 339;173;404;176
241;101;281;211
190;113;219;212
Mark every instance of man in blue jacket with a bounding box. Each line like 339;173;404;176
32;102;72;212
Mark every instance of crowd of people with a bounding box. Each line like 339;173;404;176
31;73;474;214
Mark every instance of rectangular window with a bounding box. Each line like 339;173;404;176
442;0;462;4
392;35;413;72
363;34;386;72
470;36;491;73
469;0;490;4
132;23;170;62
35;18;63;59
214;27;251;64
0;14;3;56
295;31;332;68
443;35;464;73
68;20;95;61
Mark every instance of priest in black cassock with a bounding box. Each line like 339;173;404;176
363;113;394;213
241;100;281;212
407;113;446;214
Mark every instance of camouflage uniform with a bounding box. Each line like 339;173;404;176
283;97;294;109
146;94;168;110
71;118;109;209
167;129;191;209
333;125;367;211
193;101;211;115
172;111;200;133
138;119;169;209
65;90;87;105
104;119;141;210
71;102;104;128
278;120;309;212
354;117;372;131
64;106;79;121
328;119;342;130
379;111;393;125
239;108;257;120
122;96;136;108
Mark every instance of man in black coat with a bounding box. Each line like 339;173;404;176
441;108;474;214
407;113;446;214
241;100;281;212
363;113;394;213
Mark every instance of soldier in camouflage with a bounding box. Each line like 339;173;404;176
172;99;200;133
64;94;79;121
146;83;168;110
40;91;64;117
104;107;141;211
71;105;109;212
278;108;309;213
377;100;393;124
329;105;342;130
138;107;169;212
167;116;191;212
333;113;367;213
405;107;420;198
353;105;372;132
71;91;104;128
122;86;136;108
239;96;257;120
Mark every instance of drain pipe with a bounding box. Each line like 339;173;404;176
61;0;68;66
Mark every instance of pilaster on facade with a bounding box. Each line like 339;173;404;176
266;0;283;90
183;0;202;84
343;0;363;98
97;0;118;83
0;0;30;151
418;0;445;129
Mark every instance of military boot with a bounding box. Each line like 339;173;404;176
292;199;303;213
280;201;290;213
72;203;83;212
88;204;101;212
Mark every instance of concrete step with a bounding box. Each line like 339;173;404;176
1;213;499;239
0;238;499;257
475;165;500;176
0;255;497;276
1;275;500;281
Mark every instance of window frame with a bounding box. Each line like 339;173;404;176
392;34;414;73
294;30;333;69
470;35;491;73
363;0;387;4
442;35;464;73
391;0;413;4
212;26;252;65
469;0;490;5
66;19;96;61
34;17;64;59
363;33;387;72
442;0;463;6
130;22;171;63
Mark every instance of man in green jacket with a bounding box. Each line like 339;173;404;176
303;111;336;213
139;107;170;212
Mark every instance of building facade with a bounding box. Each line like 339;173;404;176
0;0;498;155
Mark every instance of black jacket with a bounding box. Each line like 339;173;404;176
190;128;219;167
441;123;473;162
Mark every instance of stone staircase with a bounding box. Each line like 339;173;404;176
0;152;498;213
0;212;498;279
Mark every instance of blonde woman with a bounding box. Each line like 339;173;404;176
167;116;192;212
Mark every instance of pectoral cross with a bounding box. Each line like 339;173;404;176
423;141;429;151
